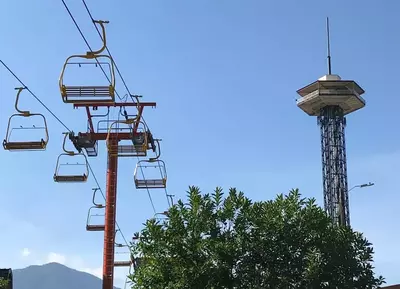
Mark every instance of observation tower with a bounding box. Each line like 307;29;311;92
296;18;366;226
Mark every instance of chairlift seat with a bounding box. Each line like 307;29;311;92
61;85;115;103
109;144;147;157
114;261;131;267
135;179;167;189
53;174;88;183
134;159;167;189
3;139;46;151
86;224;105;231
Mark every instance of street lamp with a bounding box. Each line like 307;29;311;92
348;182;374;193
153;211;169;220
339;182;374;226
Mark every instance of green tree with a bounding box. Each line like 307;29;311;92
0;277;9;289
129;186;385;289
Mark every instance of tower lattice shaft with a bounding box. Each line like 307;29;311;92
318;105;349;226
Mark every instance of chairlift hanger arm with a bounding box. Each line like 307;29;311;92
14;87;30;115
92;188;104;207
150;139;162;161
62;132;78;155
132;106;144;134
86;20;109;57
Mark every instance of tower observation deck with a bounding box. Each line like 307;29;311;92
296;73;366;226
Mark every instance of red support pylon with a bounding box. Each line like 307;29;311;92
71;102;155;289
103;139;118;289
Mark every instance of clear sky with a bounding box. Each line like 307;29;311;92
1;0;399;287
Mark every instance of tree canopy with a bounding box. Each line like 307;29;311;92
0;277;8;289
129;186;384;288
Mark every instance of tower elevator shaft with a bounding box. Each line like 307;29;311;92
317;105;349;226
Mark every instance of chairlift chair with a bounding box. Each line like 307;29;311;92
59;20;116;104
86;188;105;231
114;251;133;267
3;87;49;151
134;140;167;189
86;205;105;231
106;119;148;157
53;133;89;183
114;231;133;267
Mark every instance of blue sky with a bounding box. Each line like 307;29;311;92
1;0;399;287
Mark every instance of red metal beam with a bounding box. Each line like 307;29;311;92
77;103;155;134
103;140;118;289
74;102;156;108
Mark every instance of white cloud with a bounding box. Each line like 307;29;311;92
46;252;66;264
21;248;31;257
81;267;103;279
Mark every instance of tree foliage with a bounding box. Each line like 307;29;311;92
0;277;8;289
129;186;384;288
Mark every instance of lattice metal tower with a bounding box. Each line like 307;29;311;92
296;19;366;226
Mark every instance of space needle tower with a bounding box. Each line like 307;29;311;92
296;18;366;226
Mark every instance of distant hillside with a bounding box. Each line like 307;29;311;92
12;262;120;289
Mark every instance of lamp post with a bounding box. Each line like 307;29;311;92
342;182;374;226
348;182;374;193
153;211;169;220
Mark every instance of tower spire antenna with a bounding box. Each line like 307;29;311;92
326;17;332;75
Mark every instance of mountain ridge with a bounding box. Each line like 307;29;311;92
11;262;121;289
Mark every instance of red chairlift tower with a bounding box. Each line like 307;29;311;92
56;20;167;289
74;101;156;289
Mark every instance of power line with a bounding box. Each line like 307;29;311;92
0;59;130;247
